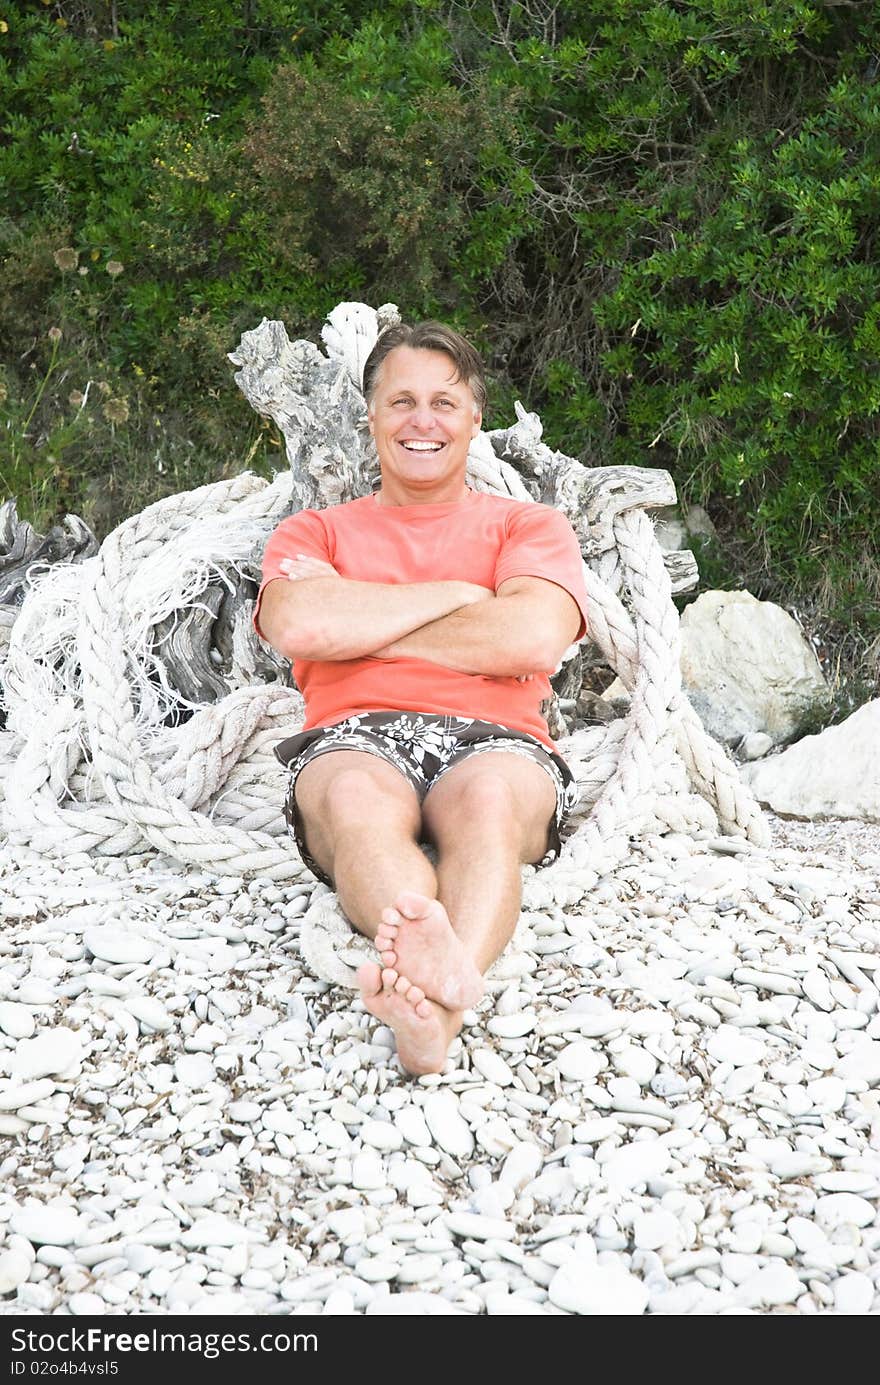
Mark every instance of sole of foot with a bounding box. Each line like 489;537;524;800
373;890;485;1011
357;961;457;1076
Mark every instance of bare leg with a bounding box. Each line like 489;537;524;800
293;751;434;941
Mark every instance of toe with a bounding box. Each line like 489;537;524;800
356;962;382;998
379;948;397;967
408;985;426;1006
413;998;433;1018
395;890;434;919
394;975;411;995
380;908;402;928
381;967;399;990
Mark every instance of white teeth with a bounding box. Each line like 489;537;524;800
401;441;443;452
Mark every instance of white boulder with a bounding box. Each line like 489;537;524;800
679;590;829;747
741;699;880;822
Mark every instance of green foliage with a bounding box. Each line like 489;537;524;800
1;0;879;679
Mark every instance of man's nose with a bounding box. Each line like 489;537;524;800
409;403;436;429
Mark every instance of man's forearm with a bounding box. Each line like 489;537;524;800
375;593;556;676
261;575;492;662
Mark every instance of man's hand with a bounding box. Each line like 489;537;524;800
279;554;340;582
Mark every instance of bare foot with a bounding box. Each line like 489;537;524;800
357;962;460;1076
373;891;485;1010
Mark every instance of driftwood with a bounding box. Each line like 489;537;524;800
0;500;98;608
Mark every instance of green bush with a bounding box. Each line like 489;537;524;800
1;0;878;683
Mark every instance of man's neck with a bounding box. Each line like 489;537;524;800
374;483;472;507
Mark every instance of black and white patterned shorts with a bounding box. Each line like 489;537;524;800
274;711;579;887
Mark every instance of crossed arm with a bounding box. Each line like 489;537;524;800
257;555;582;677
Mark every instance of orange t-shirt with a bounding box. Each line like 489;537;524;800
253;489;590;750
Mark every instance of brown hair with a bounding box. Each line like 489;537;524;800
362;320;487;413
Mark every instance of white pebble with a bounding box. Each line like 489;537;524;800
0;1003;35;1040
833;1272;875;1315
83;926;157;964
360;1120;405;1153
0;1250;31;1293
10;1205;81;1246
549;1260;648;1315
554;1042;604;1082
423;1093;474;1159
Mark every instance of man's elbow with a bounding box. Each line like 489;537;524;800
258;611;321;662
521;631;580;676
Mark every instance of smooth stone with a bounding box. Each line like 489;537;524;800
832;1272;875;1315
603;1141;671;1190
445;1213;516;1242
321;1290;356;1315
356;1257;401;1284
632;1211;682;1252
0;1003;35;1040
814;1194;876;1229
785;1218;828;1253
470;1049;515;1086
9;1028;83;1080
69;1292;106;1316
612;1045;657;1086
326;1209;367;1244
548;1261;648;1315
180;1217;255;1248
360;1120;405;1153
486;1012;537;1039
423;1093;475;1160
16;980;58;1005
11;1205;81;1246
351;1152;388;1191
173;1054;216;1089
707;1027;766;1067
736;1265;802;1308
834;1042;880;1086
126;996;173;1032
83;927;157;964
0;1079;56;1112
167;1172;221;1207
499;1142;543;1191
226;1101;262;1123
394;1108;432;1147
554;1042;604;1083
0;1250;32;1293
815;1172;877;1195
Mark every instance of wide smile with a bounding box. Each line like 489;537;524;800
397;439;447;454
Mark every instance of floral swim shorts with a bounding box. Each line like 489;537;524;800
274;711;580;887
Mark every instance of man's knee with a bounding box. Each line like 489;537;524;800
425;769;524;848
424;757;557;861
297;760;421;840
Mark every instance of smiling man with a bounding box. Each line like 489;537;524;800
254;321;590;1074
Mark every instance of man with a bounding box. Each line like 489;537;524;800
254;321;590;1074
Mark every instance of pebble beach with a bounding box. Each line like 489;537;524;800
0;812;878;1316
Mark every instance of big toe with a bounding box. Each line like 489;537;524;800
395;890;440;921
356;961;383;998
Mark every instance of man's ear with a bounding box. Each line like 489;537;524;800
472;410;482;436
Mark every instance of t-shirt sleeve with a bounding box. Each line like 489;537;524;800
493;504;590;641
252;509;332;641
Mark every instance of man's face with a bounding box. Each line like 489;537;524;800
367;345;482;504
